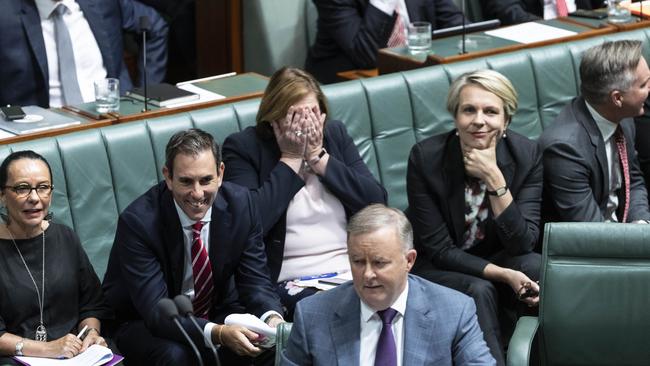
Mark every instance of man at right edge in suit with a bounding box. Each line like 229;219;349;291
539;40;650;224
281;204;495;365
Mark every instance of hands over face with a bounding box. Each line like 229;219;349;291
273;103;325;161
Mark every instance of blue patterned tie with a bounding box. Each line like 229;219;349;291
52;4;83;105
375;308;398;366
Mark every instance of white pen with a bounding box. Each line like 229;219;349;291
76;325;88;339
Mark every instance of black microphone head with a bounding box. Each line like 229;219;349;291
174;295;194;316
139;16;151;32
158;298;179;319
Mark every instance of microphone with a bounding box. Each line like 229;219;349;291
174;295;221;366
460;0;467;54
139;16;151;112
157;298;204;366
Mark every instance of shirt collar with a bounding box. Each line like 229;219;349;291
35;0;73;20
360;280;409;323
585;101;618;142
173;201;213;228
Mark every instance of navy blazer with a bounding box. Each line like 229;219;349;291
407;130;542;277
539;96;650;222
102;181;282;344
282;274;495;365
0;0;131;107
222;120;387;282
306;0;463;83
481;0;605;25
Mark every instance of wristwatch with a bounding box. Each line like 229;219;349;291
308;148;327;165
15;339;24;356
487;186;508;197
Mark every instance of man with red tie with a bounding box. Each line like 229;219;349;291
539;40;650;224
306;0;463;84
481;0;605;25
102;128;284;365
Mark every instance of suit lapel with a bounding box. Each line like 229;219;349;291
576;97;609;198
161;188;186;296
496;139;515;193
403;277;436;365
20;0;48;85
443;134;467;243
209;193;231;284
332;289;361;365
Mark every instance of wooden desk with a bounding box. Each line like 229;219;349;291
377;18;615;75
337;68;379;81
0;73;268;144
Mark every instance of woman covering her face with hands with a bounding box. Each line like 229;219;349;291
406;70;542;366
0;151;111;364
222;67;386;319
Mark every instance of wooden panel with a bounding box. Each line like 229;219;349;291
195;0;243;76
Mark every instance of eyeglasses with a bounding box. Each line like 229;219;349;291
3;184;54;198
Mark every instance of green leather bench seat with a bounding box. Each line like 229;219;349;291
2;28;650;279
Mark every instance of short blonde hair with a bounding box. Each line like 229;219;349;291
255;67;329;138
446;69;518;123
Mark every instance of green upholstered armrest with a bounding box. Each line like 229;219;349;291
274;322;293;366
507;316;538;366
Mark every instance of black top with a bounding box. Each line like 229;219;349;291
0;223;110;340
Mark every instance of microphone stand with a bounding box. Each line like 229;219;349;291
158;298;204;366
174;295;221;366
460;0;467;54
140;16;151;112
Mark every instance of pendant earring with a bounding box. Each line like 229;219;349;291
502;131;507;138
44;212;53;221
455;130;459;136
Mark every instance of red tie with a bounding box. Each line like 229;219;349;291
191;221;213;319
615;128;630;223
387;5;407;47
556;0;569;17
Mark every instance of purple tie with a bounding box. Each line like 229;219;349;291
375;308;398;366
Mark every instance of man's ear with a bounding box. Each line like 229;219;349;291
405;249;417;272
610;89;624;108
162;166;173;190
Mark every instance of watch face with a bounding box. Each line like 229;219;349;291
496;187;507;196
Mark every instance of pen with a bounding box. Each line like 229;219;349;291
299;272;337;281
76;325;88;339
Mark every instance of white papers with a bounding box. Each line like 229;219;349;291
15;345;115;366
484;22;577;44
173;83;225;107
293;271;353;291
225;313;276;348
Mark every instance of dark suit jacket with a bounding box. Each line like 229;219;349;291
282;274;495;365
481;0;605;25
407;130;542;277
102;181;283;344
222;120;387;282
306;0;463;84
0;0;132;107
539;96;650;223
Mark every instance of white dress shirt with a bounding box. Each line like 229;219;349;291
585;102;622;222
370;0;411;24
34;0;107;107
359;282;409;366
543;0;577;19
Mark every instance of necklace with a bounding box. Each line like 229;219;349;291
6;227;47;342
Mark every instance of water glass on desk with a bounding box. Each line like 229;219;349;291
407;21;431;54
607;0;632;23
94;78;120;113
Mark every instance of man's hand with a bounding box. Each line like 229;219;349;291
265;314;284;328
216;325;263;357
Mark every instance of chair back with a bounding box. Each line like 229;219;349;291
539;222;650;365
274;322;293;366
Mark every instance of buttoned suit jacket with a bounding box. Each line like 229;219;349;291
0;0;132;107
538;96;650;222
102;181;283;345
281;274;495;365
481;0;604;25
306;0;463;83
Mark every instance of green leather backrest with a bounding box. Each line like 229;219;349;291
539;223;650;365
3;28;650;278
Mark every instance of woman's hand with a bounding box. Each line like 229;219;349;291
80;329;106;352
304;106;326;162
461;131;499;183
273;106;307;160
46;334;83;359
504;270;540;307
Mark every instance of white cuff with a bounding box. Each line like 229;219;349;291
260;310;284;323
369;0;398;16
204;322;218;347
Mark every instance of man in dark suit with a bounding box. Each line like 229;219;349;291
306;0;463;84
481;0;604;25
103;129;284;365
282;204;495;365
539;40;650;223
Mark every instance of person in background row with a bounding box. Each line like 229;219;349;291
223;67;387;319
282;204;495;366
0;150;111;364
539;40;650;223
407;70;542;365
481;0;605;25
307;0;463;84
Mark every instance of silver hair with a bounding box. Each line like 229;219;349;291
580;40;643;105
346;204;413;251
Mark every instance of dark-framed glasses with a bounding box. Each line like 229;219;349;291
3;184;54;198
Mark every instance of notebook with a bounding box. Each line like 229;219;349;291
126;83;199;107
0;106;81;135
14;344;123;366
